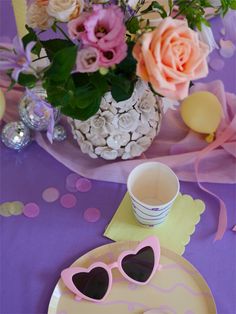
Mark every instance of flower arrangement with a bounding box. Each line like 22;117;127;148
0;0;235;121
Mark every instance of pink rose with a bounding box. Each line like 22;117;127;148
76;47;99;72
133;17;210;100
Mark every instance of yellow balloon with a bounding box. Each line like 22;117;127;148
180;91;222;135
0;88;6;120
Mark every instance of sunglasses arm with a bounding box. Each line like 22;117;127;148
75;295;82;301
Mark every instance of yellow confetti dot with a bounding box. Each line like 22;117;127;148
9;201;24;215
0;203;12;217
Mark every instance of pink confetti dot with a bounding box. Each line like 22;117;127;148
209;58;225;71
60;193;77;208
66;173;80;192
83;207;101;223
76;178;92;192
42;187;60;203
219;39;235;58
23;203;40;218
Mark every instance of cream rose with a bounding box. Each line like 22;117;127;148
133;17;209;100
27;2;54;30
47;0;83;22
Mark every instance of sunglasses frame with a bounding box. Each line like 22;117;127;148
61;236;160;303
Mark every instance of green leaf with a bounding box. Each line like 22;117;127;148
44;74;103;120
73;84;100;108
110;75;134;102
200;17;211;29
174;0;215;29
89;72;109;96
72;72;109;101
72;72;90;87
22;26;37;47
46;87;73;109
168;0;174;14
45;46;77;82
41;39;74;61
71;73;99;108
51;22;57;33
116;42;137;76
152;2;167;18
230;0;236;9
126;17;140;34
140;2;154;14
141;1;167;18
61;95;101;121
43;77;74;108
7;80;16;92
22;26;42;57
17;73;37;88
33;42;43;57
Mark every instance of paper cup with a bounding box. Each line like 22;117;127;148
127;162;180;226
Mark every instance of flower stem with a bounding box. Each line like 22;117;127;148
29;65;39;76
172;0;197;19
32;55;48;63
0;46;12;51
168;0;174;16
56;25;73;42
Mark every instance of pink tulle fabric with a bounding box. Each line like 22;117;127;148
1;78;236;184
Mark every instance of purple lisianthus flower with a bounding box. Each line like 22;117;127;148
99;43;127;67
67;12;90;41
68;4;127;68
76;46;100;72
84;5;126;50
0;36;35;81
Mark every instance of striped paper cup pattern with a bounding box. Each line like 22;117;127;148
127;162;180;227
131;196;174;226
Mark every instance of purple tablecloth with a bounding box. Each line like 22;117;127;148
0;3;236;314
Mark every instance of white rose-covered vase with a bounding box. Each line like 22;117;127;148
68;80;162;160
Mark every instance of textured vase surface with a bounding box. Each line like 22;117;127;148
68;80;162;160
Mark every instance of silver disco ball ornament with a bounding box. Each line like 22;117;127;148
52;124;67;142
19;86;60;131
1;121;31;150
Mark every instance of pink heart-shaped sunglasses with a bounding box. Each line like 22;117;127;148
61;236;161;303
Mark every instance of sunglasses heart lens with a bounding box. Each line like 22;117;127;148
121;246;155;283
72;267;109;300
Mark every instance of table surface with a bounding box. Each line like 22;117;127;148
0;3;236;314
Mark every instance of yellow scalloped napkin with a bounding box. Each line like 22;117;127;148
104;192;205;255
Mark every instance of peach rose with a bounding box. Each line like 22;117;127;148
133;17;209;100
